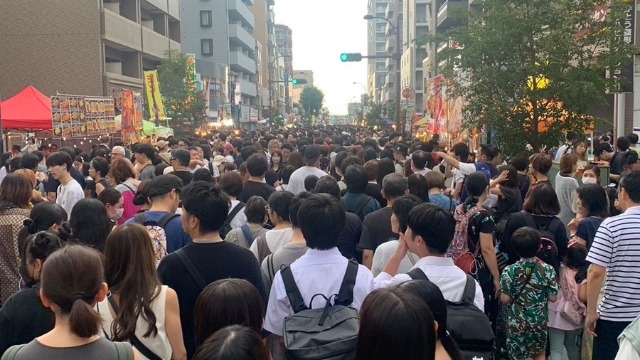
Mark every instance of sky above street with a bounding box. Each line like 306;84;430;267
274;0;368;115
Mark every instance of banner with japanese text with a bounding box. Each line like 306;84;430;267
121;90;135;132
144;70;166;123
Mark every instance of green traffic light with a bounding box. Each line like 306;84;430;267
292;79;298;85
340;53;349;62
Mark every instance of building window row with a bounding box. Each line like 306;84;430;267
201;39;213;55
200;10;212;27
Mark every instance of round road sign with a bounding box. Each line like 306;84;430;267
401;87;415;99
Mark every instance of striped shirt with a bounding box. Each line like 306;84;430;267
587;206;640;321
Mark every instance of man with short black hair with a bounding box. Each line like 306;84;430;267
287;145;327;194
374;203;484;310
587;171;640;358
46;151;84;215
158;181;266;358
393;143;408;174
627;133;640;156
125;174;191;252
341;164;381;220
134;144;157;180
239;153;275;202
168;148;193;185
438;144;499;202
264;193;374;338
359;173;408;269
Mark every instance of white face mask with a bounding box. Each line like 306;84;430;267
582;177;597;185
112;208;124;220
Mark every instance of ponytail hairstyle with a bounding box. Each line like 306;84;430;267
18;202;68;253
398;280;464;360
463;172;489;209
40;244;105;338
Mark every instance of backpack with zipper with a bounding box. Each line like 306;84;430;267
133;212;179;262
521;212;561;275
447;204;483;274
281;260;360;360
219;202;245;239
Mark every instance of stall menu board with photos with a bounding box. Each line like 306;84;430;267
51;96;115;138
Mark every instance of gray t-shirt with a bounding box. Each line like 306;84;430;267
11;338;127;360
261;243;308;292
139;164;156;180
554;173;578;228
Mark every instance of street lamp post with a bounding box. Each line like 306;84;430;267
364;11;401;132
269;54;292;125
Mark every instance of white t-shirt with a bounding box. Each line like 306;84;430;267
249;227;294;260
229;200;248;229
371;240;418;277
56;178;84;216
287;166;327;194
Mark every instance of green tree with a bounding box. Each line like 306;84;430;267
158;50;207;133
366;103;382;127
299;86;325;126
425;0;635;156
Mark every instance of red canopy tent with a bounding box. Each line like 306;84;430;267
0;86;52;130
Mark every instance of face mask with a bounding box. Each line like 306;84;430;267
272;157;281;163
582;177;597;185
112;208;124;220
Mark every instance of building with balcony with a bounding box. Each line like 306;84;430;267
366;0;390;100
400;0;429;117
250;0;271;120
275;24;293;111
380;0;403;104
0;0;180;100
181;0;259;125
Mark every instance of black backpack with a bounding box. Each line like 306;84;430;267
219;202;245;239
521;212;561;275
408;269;495;360
341;195;373;221
280;260;360;360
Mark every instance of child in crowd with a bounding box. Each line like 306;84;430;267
500;227;558;360
548;244;588;360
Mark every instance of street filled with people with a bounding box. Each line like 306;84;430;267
0;128;639;360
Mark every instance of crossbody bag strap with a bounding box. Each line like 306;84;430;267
354;196;372;217
512;262;537;302
280;265;308;313
107;294;162;360
335;260;359;306
240;224;255;246
175;249;207;290
407;268;429;281
461;274;477;303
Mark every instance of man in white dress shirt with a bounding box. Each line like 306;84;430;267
264;194;375;338
374;203;485;310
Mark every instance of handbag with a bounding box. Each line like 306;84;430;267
560;299;584;325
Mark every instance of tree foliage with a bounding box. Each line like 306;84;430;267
425;0;636;155
158;50;207;130
299;86;325;126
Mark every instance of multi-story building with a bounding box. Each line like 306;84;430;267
275;24;293;112
366;0;390;101
0;0;180;99
181;0;258;125
382;0;403;106
250;0;271;121
291;70;314;105
401;0;429;117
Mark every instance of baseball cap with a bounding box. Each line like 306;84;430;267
303;145;321;164
394;144;409;157
148;174;183;198
213;155;227;167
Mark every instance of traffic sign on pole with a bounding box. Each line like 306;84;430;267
400;86;415;107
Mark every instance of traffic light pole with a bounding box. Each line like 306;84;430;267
284;71;290;114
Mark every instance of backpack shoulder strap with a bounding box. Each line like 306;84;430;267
547;217;562;237
280;265;308;313
227;202;245;222
241;224;255;246
335;260;359;306
1;345;25;360
133;212;146;225
521;211;537;229
114;342;134;360
461;274;477;303
157;213;179;229
175;249;207;290
266;253;276;282
354;195;373;217
407;268;429;281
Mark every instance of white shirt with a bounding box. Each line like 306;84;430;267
414;168;430;177
56;178;84;216
287;166;327;195
371;240;418;277
616;338;640;360
97;286;172;360
229;200;247;229
374;256;485;310
264;248;375;336
249;227;294;260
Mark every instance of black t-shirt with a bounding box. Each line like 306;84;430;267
338;212;363;262
365;183;386;208
357;207;397;252
610;151;626;176
239;180;275;203
576;216;604;249
158;242;267;358
500;211;568;265
171;170;193;186
0;287;55;354
265;170;279;187
493;186;523;223
466;206;496;260
517;173;531;204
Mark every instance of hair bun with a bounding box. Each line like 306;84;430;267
23;219;37;234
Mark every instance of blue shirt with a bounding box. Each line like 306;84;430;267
429;193;456;212
341;193;381;220
125;211;191;253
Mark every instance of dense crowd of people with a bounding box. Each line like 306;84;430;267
0;128;639;360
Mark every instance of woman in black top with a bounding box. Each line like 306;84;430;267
0;232;63;353
491;165;523;240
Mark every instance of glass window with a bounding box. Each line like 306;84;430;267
201;39;213;55
200;10;212;27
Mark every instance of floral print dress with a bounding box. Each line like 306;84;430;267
500;258;558;359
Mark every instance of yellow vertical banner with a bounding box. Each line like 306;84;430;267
144;70;166;122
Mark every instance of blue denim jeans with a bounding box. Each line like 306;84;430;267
548;327;580;360
593;319;631;360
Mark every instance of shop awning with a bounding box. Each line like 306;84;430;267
0;86;53;130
